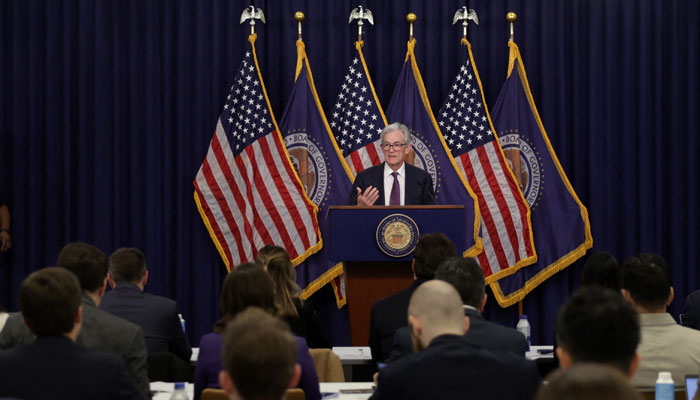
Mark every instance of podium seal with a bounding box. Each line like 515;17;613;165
376;214;420;258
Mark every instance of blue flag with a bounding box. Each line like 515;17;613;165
489;42;593;306
279;40;354;301
385;39;482;256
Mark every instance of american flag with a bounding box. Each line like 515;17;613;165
194;37;321;270
329;42;388;175
438;42;536;280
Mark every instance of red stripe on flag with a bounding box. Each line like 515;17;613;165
475;144;521;259
350;151;365;174
196;160;237;265
257;133;313;252
366;142;381;166
461;153;509;275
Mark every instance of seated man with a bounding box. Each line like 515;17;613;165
369;232;456;364
622;253;700;387
370;281;540;400
389;257;526;362
101;247;192;361
349;122;434;206
218;307;301;400
0;267;145;399
556;287;640;377
0;242;150;396
682;288;700;330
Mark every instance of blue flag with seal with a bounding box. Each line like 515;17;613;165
279;40;354;301
385;39;482;256
489;41;593;307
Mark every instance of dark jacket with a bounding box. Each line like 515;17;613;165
348;162;435;205
101;282;192;361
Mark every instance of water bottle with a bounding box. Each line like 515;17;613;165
170;382;189;400
655;371;674;400
516;315;531;351
179;313;186;333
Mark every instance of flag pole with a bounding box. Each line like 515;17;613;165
406;13;416;41
452;6;479;43
349;6;374;43
295;11;305;40
507;12;517;42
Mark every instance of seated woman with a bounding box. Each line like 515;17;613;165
193;263;321;400
256;245;331;348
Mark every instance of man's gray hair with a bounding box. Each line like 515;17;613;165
381;122;413;144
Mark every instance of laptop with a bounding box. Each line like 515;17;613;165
687;375;698;400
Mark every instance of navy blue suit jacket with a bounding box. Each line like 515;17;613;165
370;334;540;400
0;336;146;400
388;307;528;362
101;282;192;361
348;162;435;205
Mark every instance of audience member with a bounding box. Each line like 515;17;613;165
556;287;640;376
256;244;331;348
101;247;192;361
218;307;301;400
580;251;621;291
535;364;641;400
370;280;540;400
0;196;10;251
0;267;145;400
0;242;150;396
389;257;526;361
681;288;700;330
369;232;456;364
622;253;700;387
194;263;320;400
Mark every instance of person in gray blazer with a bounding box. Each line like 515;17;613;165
0;242;150;397
388;257;527;362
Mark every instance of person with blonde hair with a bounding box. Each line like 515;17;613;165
256;245;331;348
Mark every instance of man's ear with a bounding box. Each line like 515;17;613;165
463;315;470;335
621;289;631;302
408;315;422;337
99;277;107;298
75;305;83;325
107;273;116;289
628;353;641;379
480;293;487;312
668;287;674;307
556;347;573;370
142;270;149;288
219;370;236;396
288;364;302;389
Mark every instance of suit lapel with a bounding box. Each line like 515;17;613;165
404;164;415;205
376;163;386;206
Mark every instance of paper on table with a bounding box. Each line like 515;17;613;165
332;346;372;360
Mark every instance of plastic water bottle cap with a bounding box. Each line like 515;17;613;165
658;372;672;381
520;315;528;319
174;382;185;390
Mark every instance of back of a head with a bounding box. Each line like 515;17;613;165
556;287;640;374
20;267;81;336
581;252;621;291
255;245;299;319
435;257;484;308
413;233;457;280
109;247;147;285
622;253;671;310
222;307;297;400
216;263;276;332
408;280;464;338
536;364;642;400
56;242;108;292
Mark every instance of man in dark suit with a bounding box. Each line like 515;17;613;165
368;233;456;364
370;280;540;400
349;122;434;206
0;267;146;400
0;242;150;397
389;257;527;362
101;247;192;361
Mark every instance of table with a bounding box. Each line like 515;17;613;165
321;382;374;400
152;382;194;399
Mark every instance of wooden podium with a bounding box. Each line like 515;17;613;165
328;205;466;346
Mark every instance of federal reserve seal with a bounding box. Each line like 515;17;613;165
499;132;543;209
284;131;329;206
376;214;420;258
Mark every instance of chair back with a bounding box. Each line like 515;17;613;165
308;348;344;382
201;388;229;400
285;388;305;400
147;351;192;382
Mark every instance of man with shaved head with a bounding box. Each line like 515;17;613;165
369;281;540;400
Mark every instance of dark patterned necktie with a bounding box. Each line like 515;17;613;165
390;171;400;205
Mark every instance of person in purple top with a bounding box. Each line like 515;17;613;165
193;263;320;400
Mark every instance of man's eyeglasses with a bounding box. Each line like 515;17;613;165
380;142;407;151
